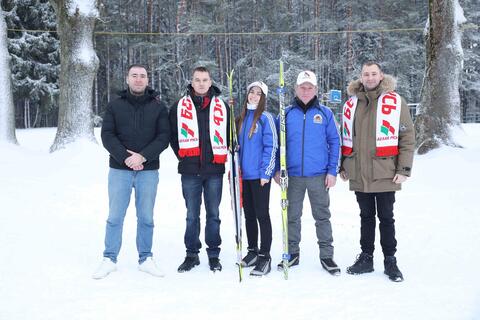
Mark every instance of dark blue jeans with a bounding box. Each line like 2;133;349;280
181;174;222;258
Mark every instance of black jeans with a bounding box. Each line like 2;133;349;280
243;179;272;255
355;191;397;257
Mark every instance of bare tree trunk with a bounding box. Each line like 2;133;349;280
33;102;40;128
415;0;465;154
23;100;26;128
49;0;99;152
346;5;353;75
0;9;17;144
215;37;222;81
314;0;320;74
94;75;98;115
176;0;187;90
106;38;111;103
24;99;30;129
146;0;154;89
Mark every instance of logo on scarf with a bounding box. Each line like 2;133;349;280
343;124;350;137
381;120;395;136
181;123;194;138
213;130;224;145
213;98;224;125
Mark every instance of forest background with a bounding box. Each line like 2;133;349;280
3;0;480;128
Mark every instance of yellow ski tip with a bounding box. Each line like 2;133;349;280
279;60;284;87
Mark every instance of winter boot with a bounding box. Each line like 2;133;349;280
277;252;299;271
209;257;222;272
321;258;341;276
92;258;117;280
346;252;374;275
177;255;200;273
241;248;258;267
384;256;404;282
250;254;271;276
138;257;165;277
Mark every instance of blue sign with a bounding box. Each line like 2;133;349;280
329;90;342;103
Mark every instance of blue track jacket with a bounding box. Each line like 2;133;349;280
277;97;340;177
238;110;278;180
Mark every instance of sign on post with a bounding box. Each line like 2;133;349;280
329;90;342;104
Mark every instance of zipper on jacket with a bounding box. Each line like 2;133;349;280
301;112;306;176
240;112;250;169
134;105;139;130
200;107;205;169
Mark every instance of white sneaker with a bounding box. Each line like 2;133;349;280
138;257;165;277
92;258;117;279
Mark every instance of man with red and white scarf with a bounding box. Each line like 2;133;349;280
340;61;415;282
169;66;229;273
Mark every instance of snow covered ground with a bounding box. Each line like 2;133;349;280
1;125;479;320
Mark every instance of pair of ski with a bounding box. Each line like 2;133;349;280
226;63;290;282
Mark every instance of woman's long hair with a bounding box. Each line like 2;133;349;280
236;89;266;139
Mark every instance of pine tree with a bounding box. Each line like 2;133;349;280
4;0;59;128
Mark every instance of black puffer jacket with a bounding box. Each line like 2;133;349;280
101;87;170;170
169;84;229;176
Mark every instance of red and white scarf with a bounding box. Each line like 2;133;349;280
177;95;228;163
342;91;401;157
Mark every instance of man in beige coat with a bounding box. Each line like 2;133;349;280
340;61;415;282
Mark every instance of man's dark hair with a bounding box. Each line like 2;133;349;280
127;64;148;74
192;66;211;77
362;61;383;72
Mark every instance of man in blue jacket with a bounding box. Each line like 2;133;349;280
275;70;341;275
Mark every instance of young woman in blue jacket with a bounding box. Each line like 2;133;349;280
237;81;278;276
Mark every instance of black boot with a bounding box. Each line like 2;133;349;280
250;254;271;276
277;253;299;271
209;257;222;272
384;256;404;282
241;248;258;267
346;252;374;275
321;258;341;276
177;255;200;273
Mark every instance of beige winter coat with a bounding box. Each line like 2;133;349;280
341;75;415;192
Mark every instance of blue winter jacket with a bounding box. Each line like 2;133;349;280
277;97;340;177
239;110;278;180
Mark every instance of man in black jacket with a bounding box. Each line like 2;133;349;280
92;64;170;279
169;66;229;272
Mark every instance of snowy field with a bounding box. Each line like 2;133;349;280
1;125;479;320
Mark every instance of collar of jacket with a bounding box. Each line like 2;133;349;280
118;87;158;101
346;74;397;97
293;96;320;112
186;84;222;109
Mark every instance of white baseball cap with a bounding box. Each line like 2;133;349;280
296;71;317;86
247;81;268;97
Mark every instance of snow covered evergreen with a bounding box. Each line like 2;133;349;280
4;0;59;128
